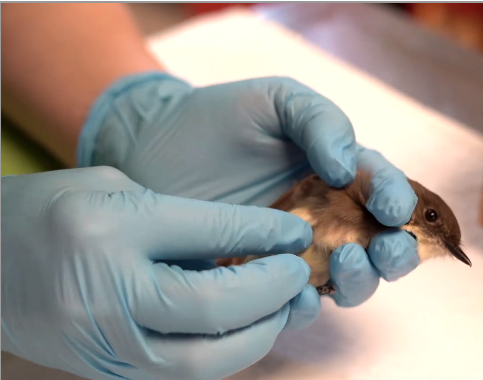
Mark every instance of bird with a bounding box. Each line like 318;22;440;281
216;169;472;295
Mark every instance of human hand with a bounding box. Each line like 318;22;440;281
79;73;420;307
1;167;318;380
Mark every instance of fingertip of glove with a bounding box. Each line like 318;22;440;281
329;243;365;270
277;211;314;250
368;230;420;282
309;144;357;189
329;244;379;307
284;284;321;330
280;254;312;280
366;177;418;227
224;204;313;257
253;254;311;283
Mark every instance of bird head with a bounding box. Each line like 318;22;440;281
403;179;471;267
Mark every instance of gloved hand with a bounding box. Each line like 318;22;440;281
79;72;420;307
1;167;318;380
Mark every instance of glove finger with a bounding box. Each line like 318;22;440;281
272;78;357;188
368;230;420;282
126;304;291;380
357;145;418;227
329;243;380;307
130;254;310;335
284;284;321;330
102;190;313;261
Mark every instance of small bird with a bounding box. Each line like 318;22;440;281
216;170;472;295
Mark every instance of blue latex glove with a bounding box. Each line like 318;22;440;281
1;167;319;380
79;72;420;307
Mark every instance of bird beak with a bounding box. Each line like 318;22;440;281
445;241;472;267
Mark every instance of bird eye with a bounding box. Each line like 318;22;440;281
425;208;438;222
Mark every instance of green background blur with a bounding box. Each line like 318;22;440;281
1;117;64;176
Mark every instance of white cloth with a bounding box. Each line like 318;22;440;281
3;8;483;380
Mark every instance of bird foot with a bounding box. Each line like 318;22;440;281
316;284;335;296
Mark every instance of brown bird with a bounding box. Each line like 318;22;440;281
216;169;472;295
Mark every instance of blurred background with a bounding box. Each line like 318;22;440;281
128;3;483;53
124;2;483;138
